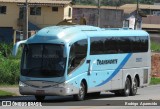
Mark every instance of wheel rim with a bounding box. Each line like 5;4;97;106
125;79;130;95
133;79;138;93
79;83;85;99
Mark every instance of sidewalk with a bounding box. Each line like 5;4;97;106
0;87;21;96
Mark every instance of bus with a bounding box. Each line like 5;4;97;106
13;25;151;101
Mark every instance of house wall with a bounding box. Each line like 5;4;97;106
0;3;19;29
100;9;123;28
64;5;72;20
29;5;72;28
73;7;123;28
123;12;142;30
0;2;72;29
143;15;160;24
0;2;72;43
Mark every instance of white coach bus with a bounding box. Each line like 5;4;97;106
13;25;151;101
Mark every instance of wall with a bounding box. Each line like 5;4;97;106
64;5;72;20
100;9;123;28
0;3;72;29
142;15;160;24
29;6;64;28
28;5;72;28
0;3;19;29
73;7;123;28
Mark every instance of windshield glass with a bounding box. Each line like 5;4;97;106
21;44;66;78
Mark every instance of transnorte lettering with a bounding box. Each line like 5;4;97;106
97;59;118;65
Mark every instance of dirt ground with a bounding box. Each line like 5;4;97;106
152;53;160;77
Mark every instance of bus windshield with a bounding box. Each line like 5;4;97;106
21;44;66;78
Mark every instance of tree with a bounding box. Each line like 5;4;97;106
75;0;155;6
140;0;154;4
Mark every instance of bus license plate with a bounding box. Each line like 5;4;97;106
36;90;45;95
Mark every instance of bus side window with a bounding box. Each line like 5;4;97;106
68;39;87;74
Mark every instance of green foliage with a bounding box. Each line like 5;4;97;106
0;43;13;58
0;43;22;85
0;58;20;84
76;0;97;5
75;0;155;6
150;77;160;85
151;41;160;52
0;90;16;96
140;0;154;5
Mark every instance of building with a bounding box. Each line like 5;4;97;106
73;5;124;28
0;0;72;43
120;4;160;31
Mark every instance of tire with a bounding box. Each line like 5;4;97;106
35;95;45;101
122;78;131;96
73;82;86;101
130;78;138;96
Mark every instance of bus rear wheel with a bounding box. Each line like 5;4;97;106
35;95;45;101
122;78;131;96
130;78;138;96
73;82;86;101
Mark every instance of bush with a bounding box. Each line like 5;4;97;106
151;41;160;52
0;43;22;85
0;43;13;58
0;58;20;84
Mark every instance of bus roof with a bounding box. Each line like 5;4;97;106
27;25;149;44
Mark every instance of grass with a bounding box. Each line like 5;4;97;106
151;41;160;52
0;84;18;87
150;77;160;85
0;90;16;96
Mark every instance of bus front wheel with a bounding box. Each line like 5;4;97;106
73;82;86;101
35;95;45;101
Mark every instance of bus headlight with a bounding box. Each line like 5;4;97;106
19;81;28;87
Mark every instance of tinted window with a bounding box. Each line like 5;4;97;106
90;37;104;54
118;37;131;53
30;7;41;15
52;7;58;12
104;37;118;54
68;39;87;74
90;36;148;55
21;44;66;78
0;6;6;14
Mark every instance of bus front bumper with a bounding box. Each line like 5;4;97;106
19;81;78;96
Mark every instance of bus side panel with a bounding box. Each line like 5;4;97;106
111;70;123;90
122;52;151;88
87;70;112;93
87;54;131;92
87;69;124;92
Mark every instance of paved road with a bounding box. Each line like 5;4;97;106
0;85;160;109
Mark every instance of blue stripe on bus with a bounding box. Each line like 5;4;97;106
96;53;132;87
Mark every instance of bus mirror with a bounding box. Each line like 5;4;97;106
12;40;26;56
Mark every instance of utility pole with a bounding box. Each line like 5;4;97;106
23;0;28;39
134;0;139;30
97;0;101;27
